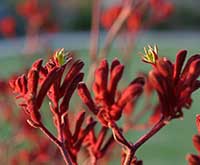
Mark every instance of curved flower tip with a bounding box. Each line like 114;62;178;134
141;45;158;65
196;114;200;134
186;154;200;165
54;48;71;66
192;135;200;153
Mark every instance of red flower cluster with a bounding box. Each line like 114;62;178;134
9;49;97;164
143;46;200;119
101;0;174;32
9;46;200;164
78;59;144;126
101;5;141;31
9;58;59;125
16;0;58;32
186;115;200;165
149;0;174;20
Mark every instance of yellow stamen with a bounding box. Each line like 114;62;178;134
55;48;68;65
142;45;158;64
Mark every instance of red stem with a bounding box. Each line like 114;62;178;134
89;0;101;62
39;123;61;147
123;117;166;165
58;113;74;165
39;122;73;165
99;1;132;59
134;117;166;150
109;122;132;149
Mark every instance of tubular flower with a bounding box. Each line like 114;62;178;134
9;48;83;125
143;46;200;119
61;111;97;163
78;58;144;127
10;49;98;164
83;120;114;160
186;115;200;165
9;59;59;126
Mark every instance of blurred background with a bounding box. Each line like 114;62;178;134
0;0;199;56
0;0;200;165
0;0;200;34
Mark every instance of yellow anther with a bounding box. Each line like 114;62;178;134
55;48;68;65
142;45;158;64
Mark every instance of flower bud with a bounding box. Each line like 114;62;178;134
196;114;200;134
193;134;200;153
156;57;173;78
78;82;98;114
186;154;200;165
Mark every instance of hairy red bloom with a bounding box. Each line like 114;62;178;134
144;47;200;119
78;58;144;126
10;49;99;164
9;59;59;125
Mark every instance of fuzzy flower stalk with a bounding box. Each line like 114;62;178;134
142;45;200;120
76;46;200;164
9;46;200;164
78;58;144;127
9;49;96;165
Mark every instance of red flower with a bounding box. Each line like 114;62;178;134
16;0;39;18
101;5;122;30
101;5;142;32
10;49;98;164
16;0;57;32
126;12;142;31
78;58;144;126
149;0;174;20
101;0;174;32
9;58;59;125
143;46;200;119
0;16;16;38
148;104;162;125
